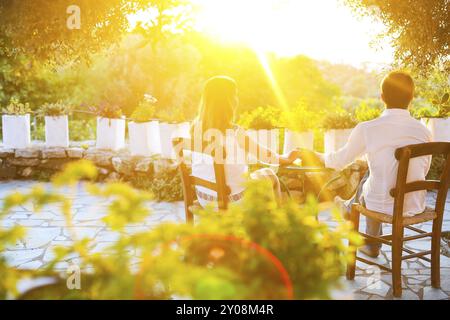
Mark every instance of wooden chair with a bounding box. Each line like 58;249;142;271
346;142;450;297
172;137;231;224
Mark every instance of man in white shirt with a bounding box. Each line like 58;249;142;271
301;71;432;257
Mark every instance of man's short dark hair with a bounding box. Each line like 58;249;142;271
381;71;415;108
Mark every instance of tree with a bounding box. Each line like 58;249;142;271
0;0;192;63
133;0;193;49
0;31;65;108
0;0;194;109
345;0;450;73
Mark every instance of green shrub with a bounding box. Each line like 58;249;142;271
354;102;382;122
413;93;450;118
238;106;282;130
31;120;45;140
412;106;438;119
90;101;123;119
69;119;96;141
282;100;319;132
148;168;184;202
39;102;71;117
433;93;450;118
130;104;156;123
197;180;361;299
321;110;358;130
130;95;157;123
0;218;25;299
2;97;31;115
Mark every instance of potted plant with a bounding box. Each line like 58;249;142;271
282;102;316;153
91;102;125;151
419;93;450;142
239;106;281;153
321;111;358;153
1;97;31;149
40;102;71;148
129;95;161;157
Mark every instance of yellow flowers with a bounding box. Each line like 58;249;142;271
88;183;153;231
0;159;362;300
1;192;28;215
52;159;98;186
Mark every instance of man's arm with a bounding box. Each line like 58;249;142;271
322;124;366;170
299;124;366;170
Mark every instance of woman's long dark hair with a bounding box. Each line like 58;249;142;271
196;76;238;133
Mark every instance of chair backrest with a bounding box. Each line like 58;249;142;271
390;142;450;224
172;137;231;223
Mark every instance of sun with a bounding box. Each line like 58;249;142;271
193;0;277;51
129;0;393;66
193;0;393;66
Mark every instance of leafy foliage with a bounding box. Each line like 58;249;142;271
0;182;71;299
354;101;382;122
0;160;360;300
0;221;25;299
433;93;450;118
39;102;71;117
321;110;358;130
130;95;157;123
346;0;450;72
0;30;64;109
282;100;319;132
2;97;31;115
68;119;97;141
412;107;436;119
90;102;123;119
238;106;282;130
147;168;184;202
205;180;362;299
0;1;193;63
413;93;450;118
271;55;341;112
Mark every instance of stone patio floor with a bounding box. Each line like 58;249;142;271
1;180;449;300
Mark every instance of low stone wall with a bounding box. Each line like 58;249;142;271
0;144;176;182
0;143;369;204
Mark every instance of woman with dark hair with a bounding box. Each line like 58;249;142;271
191;76;299;208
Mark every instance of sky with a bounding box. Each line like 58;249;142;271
193;0;394;68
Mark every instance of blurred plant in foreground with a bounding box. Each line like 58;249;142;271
0;160;361;300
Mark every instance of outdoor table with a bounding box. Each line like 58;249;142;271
277;165;334;174
276;165;335;202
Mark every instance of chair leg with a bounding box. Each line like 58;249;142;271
391;226;404;298
431;219;441;288
185;208;194;225
346;204;360;280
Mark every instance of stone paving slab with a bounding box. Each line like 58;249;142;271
0;180;449;300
